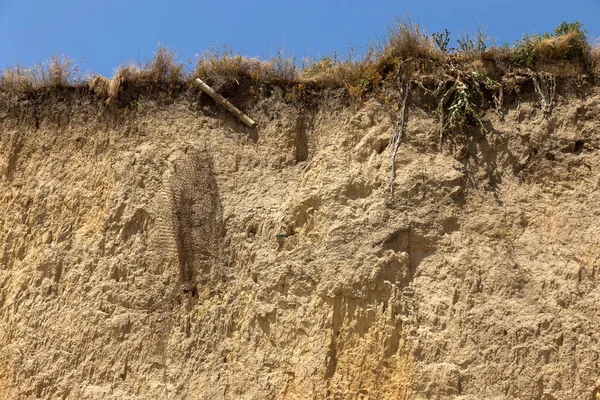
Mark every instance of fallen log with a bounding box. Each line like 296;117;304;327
195;78;257;128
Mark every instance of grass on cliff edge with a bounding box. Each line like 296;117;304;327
0;18;598;104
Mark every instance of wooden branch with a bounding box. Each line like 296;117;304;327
195;78;256;128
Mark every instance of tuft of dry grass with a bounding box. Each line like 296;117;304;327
378;17;442;66
300;51;383;100
536;31;587;61
140;46;186;84
493;22;592;70
107;66;136;102
300;18;442;99
88;75;110;97
592;43;600;73
43;54;81;86
0;55;81;92
0;64;34;92
105;46;186;104
193;46;297;91
112;46;186;86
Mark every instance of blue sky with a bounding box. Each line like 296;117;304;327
1;0;598;77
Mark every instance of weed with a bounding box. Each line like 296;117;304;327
119;45;186;85
511;34;537;68
88;75;110;97
0;64;35;92
456;23;489;57
43;54;81;86
270;47;298;83
432;29;451;52
300;17;442;100
440;73;486;140
303;55;336;79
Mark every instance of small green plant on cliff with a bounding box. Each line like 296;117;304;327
432;29;451;52
440;73;487;140
511;34;537;68
302;54;335;78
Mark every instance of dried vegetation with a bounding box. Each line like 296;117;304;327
0;55;82;92
1;19;597;139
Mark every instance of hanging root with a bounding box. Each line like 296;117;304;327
492;86;504;114
532;72;556;117
389;81;413;195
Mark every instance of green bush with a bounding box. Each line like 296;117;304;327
508;21;590;68
553;21;589;60
511;34;537;68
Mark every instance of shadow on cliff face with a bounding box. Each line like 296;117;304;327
319;223;431;399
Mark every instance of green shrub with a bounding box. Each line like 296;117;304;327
507;21;590;68
552;21;589;60
511;34;537;68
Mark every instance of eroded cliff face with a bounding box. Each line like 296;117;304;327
0;82;599;400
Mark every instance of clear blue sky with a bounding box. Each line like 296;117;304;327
1;0;598;77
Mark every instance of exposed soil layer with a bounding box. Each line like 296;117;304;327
0;77;599;399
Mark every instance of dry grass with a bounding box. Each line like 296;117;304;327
379;16;441;64
592;43;600;74
536;31;590;61
493;23;592;70
102;46;187;104
149;46;187;83
88;75;110;98
194;46;297;90
0;65;33;92
113;47;184;87
301;51;381;96
300;18;441;99
537;31;575;59
0;55;81;92
0;20;597;104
